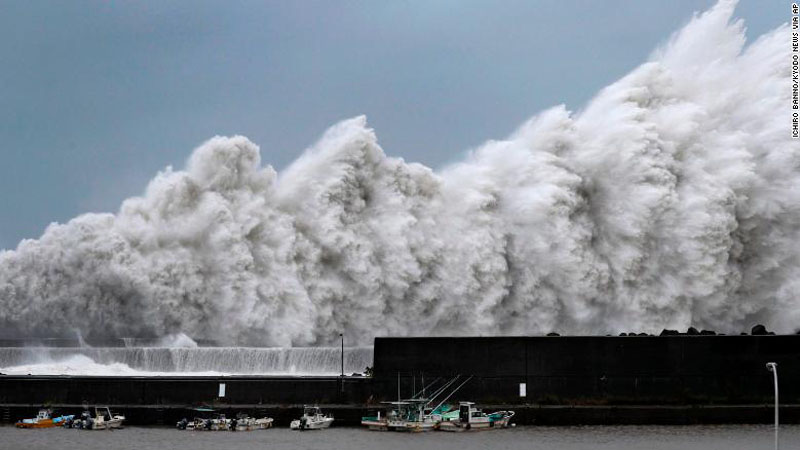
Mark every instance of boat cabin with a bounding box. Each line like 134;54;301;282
303;406;323;417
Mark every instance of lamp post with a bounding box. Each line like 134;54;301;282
766;362;778;450
340;333;344;393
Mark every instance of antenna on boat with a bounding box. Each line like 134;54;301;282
431;375;473;414
412;374;416;398
410;376;442;400
397;372;400;402
426;375;460;405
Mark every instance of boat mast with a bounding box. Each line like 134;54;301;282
426;375;460;405
431;376;473;413
413;376;443;400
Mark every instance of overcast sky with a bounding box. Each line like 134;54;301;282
0;1;785;250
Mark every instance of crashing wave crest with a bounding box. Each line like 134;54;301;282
0;1;795;345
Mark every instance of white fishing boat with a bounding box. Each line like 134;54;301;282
177;410;272;431
290;406;334;430
234;414;273;431
90;406;125;430
207;414;231;431
180;418;199;430
438;402;514;431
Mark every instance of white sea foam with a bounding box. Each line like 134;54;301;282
0;347;374;376
0;1;794;345
0;354;186;376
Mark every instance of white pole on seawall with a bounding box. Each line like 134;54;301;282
766;362;778;450
340;333;345;393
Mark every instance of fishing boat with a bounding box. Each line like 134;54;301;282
90;406;125;430
360;408;388;431
15;409;74;429
233;413;273;431
176;417;211;430
361;401;413;431
65;410;93;429
361;374;471;432
207;414;231;431
438;402;514;431
176;407;216;430
395;399;440;432
177;410;272;431
290;406;334;430
361;400;441;432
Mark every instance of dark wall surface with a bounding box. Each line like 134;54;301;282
0;375;370;406
372;335;800;405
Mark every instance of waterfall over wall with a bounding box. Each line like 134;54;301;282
0;347;374;376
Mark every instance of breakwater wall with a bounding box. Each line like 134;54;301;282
372;335;800;405
0;347;374;375
0;375;371;425
2;335;799;425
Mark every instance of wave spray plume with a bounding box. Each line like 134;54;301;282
0;1;794;345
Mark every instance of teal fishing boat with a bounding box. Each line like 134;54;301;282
438;402;514;431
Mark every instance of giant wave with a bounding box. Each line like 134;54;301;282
0;1;795;345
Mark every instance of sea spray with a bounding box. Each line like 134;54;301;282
0;1;795;345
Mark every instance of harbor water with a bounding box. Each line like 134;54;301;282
2;425;799;450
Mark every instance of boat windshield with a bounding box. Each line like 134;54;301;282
95;407;112;419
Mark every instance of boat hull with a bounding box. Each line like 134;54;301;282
290;417;333;430
235;418;273;431
361;419;388;431
16;419;55;429
92;417;125;430
438;417;513;431
400;420;437;432
438;421;494;432
15;415;74;429
362;417;437;432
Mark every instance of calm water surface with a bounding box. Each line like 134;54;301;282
1;424;797;450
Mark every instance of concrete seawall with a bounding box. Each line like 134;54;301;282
2;335;799;425
372;335;800;405
0;375;371;426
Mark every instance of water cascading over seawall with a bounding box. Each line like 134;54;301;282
0;346;373;376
